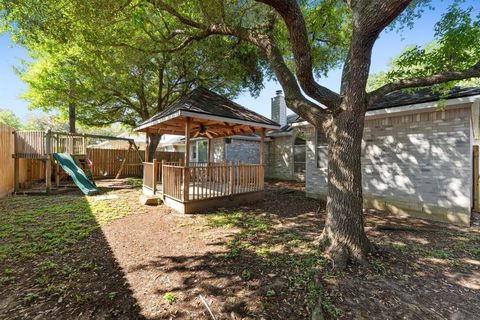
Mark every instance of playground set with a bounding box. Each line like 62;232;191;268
12;130;143;195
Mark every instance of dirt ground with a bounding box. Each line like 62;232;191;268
1;179;479;319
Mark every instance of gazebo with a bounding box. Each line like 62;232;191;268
136;87;280;213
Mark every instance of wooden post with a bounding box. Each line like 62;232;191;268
115;142;132;179
207;138;212;164
55;162;60;187
131;140;144;163
260;128;265;165
183;166;190;202
161;160;165;198
474;146;479;210
13;131;19;193
45;130;52;193
184;117;191;167
145;132;150;162
82;134;87;155
229;161;234;195
152;159;158;194
69;133;74;154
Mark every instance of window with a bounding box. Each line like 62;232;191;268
190;139;208;162
316;129;328;168
294;132;306;173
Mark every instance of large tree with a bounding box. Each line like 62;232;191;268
135;0;480;267
2;0;266;159
3;0;480;266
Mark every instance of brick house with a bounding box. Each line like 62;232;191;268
295;87;480;226
204;90;306;182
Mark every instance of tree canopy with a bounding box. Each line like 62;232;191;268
2;0;480;271
368;4;480;92
0;108;22;129
2;0;267;130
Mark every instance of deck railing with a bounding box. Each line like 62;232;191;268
143;161;264;202
143;160;158;193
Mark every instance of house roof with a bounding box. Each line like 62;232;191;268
282;114;301;130
286;86;480;128
136;87;280;134
368;86;480;111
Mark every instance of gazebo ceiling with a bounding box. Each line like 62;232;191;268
135;87;280;138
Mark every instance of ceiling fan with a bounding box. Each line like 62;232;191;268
193;123;215;139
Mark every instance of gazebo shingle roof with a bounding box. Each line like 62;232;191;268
136;87;279;132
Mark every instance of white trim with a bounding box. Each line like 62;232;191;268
470;119;475;208
135;111;182;131
229;135;272;142
471;99;480;139
179;110;280;129
292;121;310;127
366;95;480;118
267;131;294;137
292;95;480;128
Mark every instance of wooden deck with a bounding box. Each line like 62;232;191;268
143;161;265;213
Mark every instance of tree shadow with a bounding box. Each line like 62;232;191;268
122;182;326;319
0;192;144;319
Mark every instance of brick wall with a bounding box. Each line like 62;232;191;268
266;135;292;180
210;137;269;165
306;105;473;225
224;138;268;164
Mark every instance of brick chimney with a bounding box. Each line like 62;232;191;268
271;90;287;127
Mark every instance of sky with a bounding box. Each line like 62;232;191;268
0;1;476;120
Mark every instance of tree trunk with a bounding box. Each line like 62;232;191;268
68;102;76;133
146;133;161;162
319;107;371;268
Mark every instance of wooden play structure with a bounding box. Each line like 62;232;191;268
12;130;143;194
137;87;280;213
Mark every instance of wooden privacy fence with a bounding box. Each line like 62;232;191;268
0;123;14;197
0;125;47;197
88;149;183;178
144;161;264;202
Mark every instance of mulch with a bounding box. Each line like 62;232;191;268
1;179;479;319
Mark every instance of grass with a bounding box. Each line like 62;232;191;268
125;178;143;188
390;231;480;263
163;292;177;304
0;188;139;281
206;210;331;318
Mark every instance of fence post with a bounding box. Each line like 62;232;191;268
183;166;190;202
161;160;165;199
45;130;52;193
229;161;234;195
82;134;87;155
152;159;158;194
12;131;19;193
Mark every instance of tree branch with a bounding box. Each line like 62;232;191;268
255;0;340;108
148;0;329;125
353;0;412;37
368;61;480;105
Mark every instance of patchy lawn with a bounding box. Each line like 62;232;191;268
1;179;479;319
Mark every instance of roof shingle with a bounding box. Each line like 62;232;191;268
137;87;279;130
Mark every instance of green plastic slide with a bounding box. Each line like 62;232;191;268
53;153;98;195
